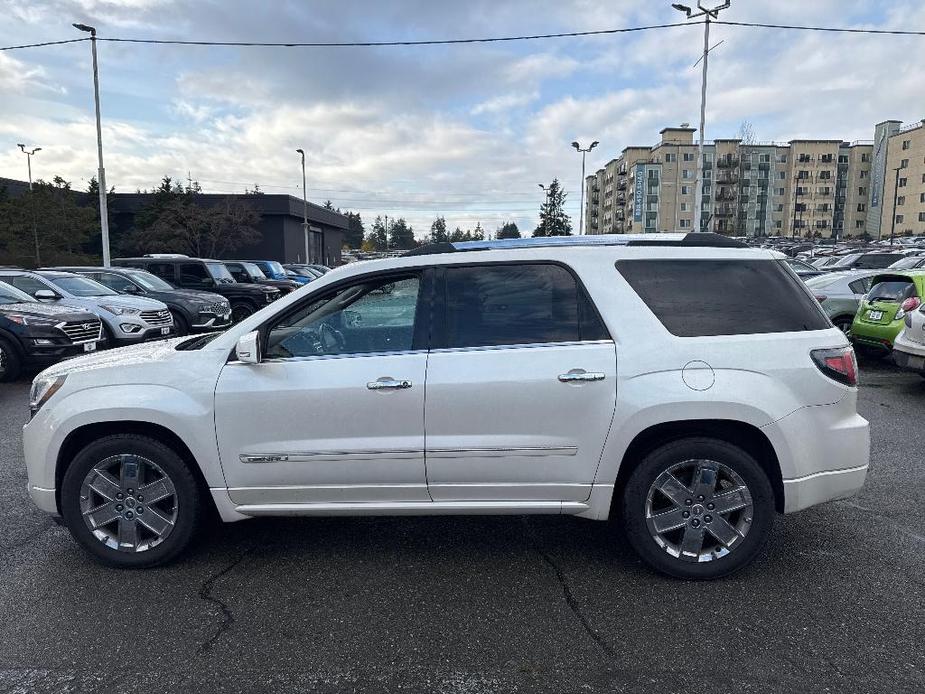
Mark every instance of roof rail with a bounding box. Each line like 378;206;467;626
404;232;746;256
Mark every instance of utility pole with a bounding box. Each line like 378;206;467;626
571;141;599;235
672;1;732;233
889;165;905;246
73;23;112;266
296;148;309;262
17;144;41;265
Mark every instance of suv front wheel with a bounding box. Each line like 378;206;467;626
622;437;774;580
61;434;201;568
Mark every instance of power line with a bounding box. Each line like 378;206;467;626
0;37;89;51
93;22;693;48
715;20;925;36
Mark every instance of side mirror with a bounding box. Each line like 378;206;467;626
235;330;262;364
34;289;57;301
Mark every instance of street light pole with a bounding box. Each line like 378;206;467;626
889;165;905;247
73;23;111;266
296;148;309;262
17;144;42;265
571;140;599;235
672;1;732;233
538;183;552;236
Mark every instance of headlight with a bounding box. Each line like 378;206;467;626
29;374;67;416
6;314;59;327
101;304;140;316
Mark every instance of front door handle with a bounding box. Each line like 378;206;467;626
367;377;413;390
558;370;605;383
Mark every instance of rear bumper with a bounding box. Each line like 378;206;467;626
893;331;925;372
761;397;870;514
27;484;58;514
851;321;902;351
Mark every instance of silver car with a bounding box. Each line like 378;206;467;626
0;270;174;346
805;270;884;333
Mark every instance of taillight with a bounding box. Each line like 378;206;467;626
900;297;920;313
811;347;858;387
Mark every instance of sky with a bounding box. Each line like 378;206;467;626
1;0;924;240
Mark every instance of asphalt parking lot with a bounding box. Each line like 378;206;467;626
0;360;923;694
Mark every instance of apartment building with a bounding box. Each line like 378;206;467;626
585;127;874;238
880;119;925;238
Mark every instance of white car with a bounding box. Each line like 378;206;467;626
22;234;870;579
893;297;925;377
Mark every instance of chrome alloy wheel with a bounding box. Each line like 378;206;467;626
644;459;754;563
79;454;178;553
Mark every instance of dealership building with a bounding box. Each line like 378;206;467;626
0;180;347;265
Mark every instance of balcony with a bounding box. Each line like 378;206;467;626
716;189;736;202
616;192;626;203
716;156;740;168
617;176;627;190
716;171;739;183
714;205;736;217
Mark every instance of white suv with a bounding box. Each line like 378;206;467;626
22;234;870;579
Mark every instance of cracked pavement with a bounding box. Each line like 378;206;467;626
0;359;923;693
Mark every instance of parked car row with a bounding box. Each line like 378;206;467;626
0;255;332;380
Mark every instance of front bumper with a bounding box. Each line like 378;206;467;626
21;338;106;366
190;312;232;331
110;324;176;344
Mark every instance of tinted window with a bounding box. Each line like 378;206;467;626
146;263;176;281
867;280;916;302
97;272;137;292
444;264;608;348
127;271;174;291
179;263;213;288
848;278;873;294
266;275;420;359
857;254;904;269
616;259;830;337
3;276;51;296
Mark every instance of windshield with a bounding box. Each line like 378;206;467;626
0;284;34;305
206;262;236;283
888;256;925;269
868;280;916;303
261;261;285;277
47;275;118;297
240;262;267;280
126;270;174;291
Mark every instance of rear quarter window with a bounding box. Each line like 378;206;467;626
615;259;831;337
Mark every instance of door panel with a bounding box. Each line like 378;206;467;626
424;342;617;502
215;353;428;504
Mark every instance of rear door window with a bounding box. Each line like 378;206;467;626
615;259;830;336
442;263;608;348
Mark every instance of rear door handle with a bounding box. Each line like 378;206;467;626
367;377;413;390
558;369;606;383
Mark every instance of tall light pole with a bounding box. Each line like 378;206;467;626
672;1;731;233
17;144;42;265
73;23;111;266
889;164;906;246
296;148;309;262
571;140;599;235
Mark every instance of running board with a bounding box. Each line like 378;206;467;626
233;500;591;518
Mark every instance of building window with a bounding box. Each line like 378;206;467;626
797;170;809;179
775;187;785;196
775;220;783;229
778;171;786;179
856;220;865;229
681;185;689;195
920;193;925;203
859;187;866;195
665;153;676;162
857;203;866;212
819;170;832;180
798;154;812;162
759;154;770;163
776;204;784;212
896;214;904;224
838;154;849;164
902;139;911;150
861;153;870;162
680;202;689;211
860;171;868;178
683;152;695;161
681;169;692;179
919;212;925;222
897;196;905;206
679;219;692;228
901;158;909;168
704;169;712;179
899;177;908;187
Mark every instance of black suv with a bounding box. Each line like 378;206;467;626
113;256;280;323
223;260;301;294
50;266;233;336
0;282;105;381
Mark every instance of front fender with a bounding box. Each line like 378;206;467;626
23;383;225;491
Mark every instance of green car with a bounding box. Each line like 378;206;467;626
850;270;925;355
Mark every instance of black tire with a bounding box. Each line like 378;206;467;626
231;301;256;323
833;316;853;335
621;437;774;580
170;310;189;337
0;337;22;382
61;434;202;568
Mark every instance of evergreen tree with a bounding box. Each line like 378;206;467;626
389;218;416;250
534;179;572;237
449;226;467;242
342;211;365;248
472;222;485;240
497;221;521;239
368;216;388;250
430;216;449;243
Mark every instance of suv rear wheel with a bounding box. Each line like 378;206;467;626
621;437;774;580
61;434;201;568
